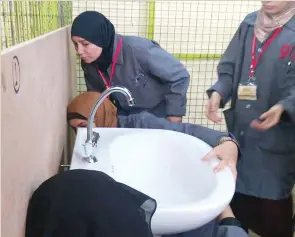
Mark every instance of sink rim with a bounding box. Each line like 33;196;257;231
72;128;236;210
108;129;235;213
70;127;236;235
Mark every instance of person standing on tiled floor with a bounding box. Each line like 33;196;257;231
206;1;295;237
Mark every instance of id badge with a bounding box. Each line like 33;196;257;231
237;77;257;101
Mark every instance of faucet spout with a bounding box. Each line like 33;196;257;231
84;86;135;162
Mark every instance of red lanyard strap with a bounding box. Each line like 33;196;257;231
249;27;282;78
97;38;123;88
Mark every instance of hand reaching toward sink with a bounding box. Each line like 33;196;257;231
202;139;238;179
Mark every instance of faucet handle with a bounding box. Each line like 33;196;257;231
128;97;135;106
83;155;98;163
92;131;100;148
82;131;100;163
83;142;93;158
82;142;98;163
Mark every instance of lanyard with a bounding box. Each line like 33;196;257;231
249;27;282;78
97;38;123;88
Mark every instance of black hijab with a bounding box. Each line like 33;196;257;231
25;169;156;237
71;11;115;71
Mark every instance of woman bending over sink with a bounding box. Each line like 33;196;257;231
71;11;190;123
26;91;247;237
26;170;246;237
67;91;240;178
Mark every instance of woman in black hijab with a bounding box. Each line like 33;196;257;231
25;169;156;237
71;11;115;72
25;169;247;237
71;11;190;123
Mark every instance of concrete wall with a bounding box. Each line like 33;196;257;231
1;26;76;237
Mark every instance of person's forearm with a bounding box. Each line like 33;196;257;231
206;25;243;109
167;116;182;123
146;41;190;117
117;112;240;152
217;206;244;231
181;122;232;147
216;206;247;237
207;75;233;108
278;92;295;123
218;206;235;221
165;82;189;117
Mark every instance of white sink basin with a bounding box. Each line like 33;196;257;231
70;128;235;236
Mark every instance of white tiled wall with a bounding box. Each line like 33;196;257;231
73;1;262;130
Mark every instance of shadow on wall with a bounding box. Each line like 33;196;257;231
1;26;76;237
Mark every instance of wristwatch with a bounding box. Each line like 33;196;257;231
218;136;236;146
216;134;242;160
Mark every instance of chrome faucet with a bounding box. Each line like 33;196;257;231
82;86;135;163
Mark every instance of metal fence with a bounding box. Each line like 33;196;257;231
73;0;261;130
1;0;262;131
0;1;72;49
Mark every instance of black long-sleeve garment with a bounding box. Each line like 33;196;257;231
25;169;157;237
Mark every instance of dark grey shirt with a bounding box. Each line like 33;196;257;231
163;219;247;237
207;12;295;199
118;111;229;147
82;34;190;118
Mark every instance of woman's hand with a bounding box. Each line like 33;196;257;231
206;91;222;123
167;117;182;123
251;104;284;131
202;141;238;179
